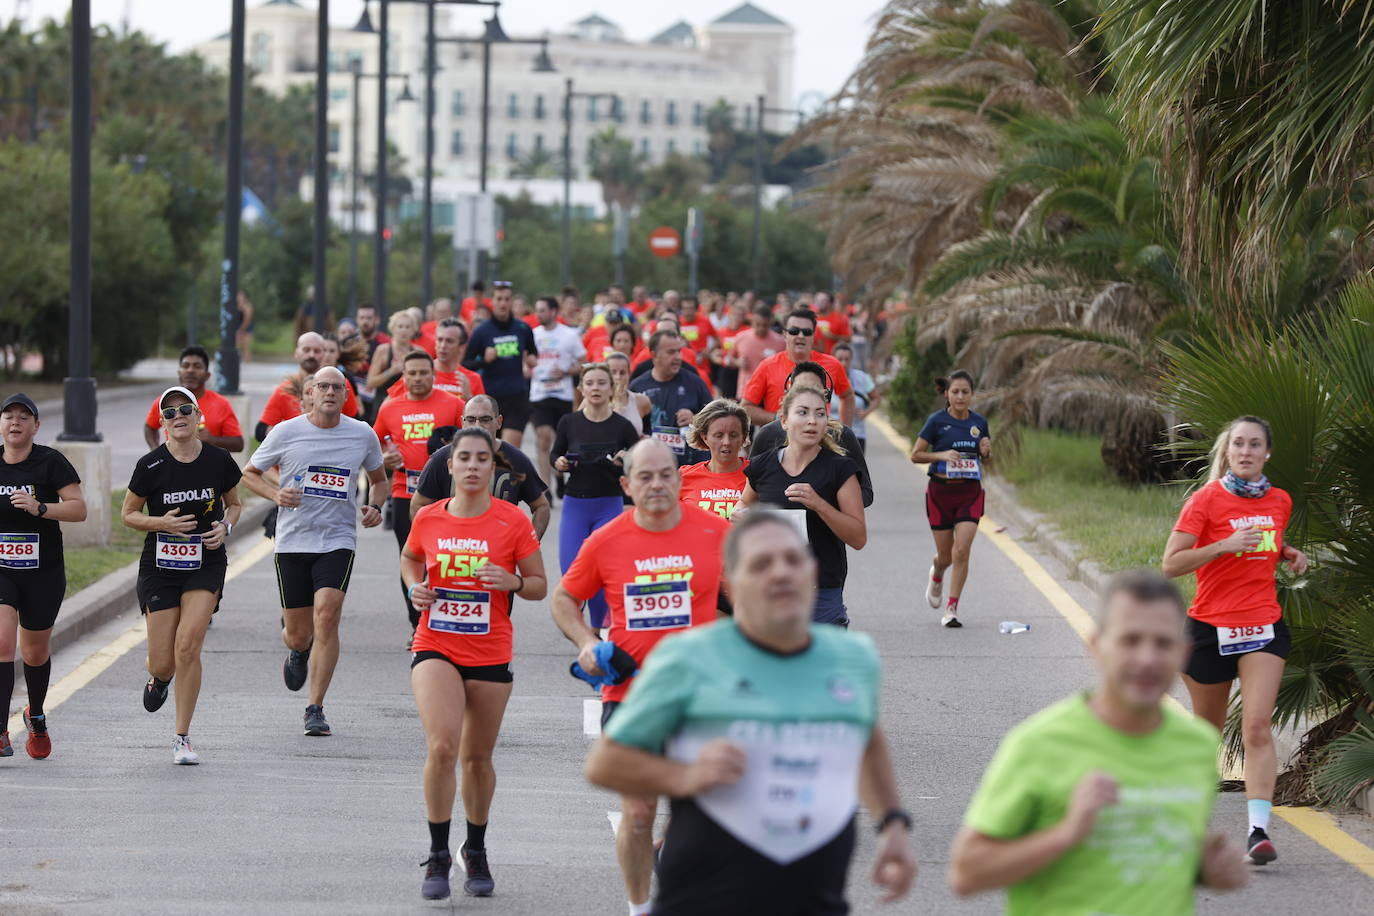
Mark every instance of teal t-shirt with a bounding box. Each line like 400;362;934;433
963;693;1220;916
606;618;882;865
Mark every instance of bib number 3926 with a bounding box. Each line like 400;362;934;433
0;533;39;569
624;580;690;630
1217;623;1275;656
428;587;491;635
156;533;202;570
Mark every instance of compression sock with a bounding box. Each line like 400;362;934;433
1248;799;1272;833
429;820;451;854
0;661;13;718
23;657;51;717
465;819;487;851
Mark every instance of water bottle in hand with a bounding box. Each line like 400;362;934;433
999;621;1030;635
287;473;304;510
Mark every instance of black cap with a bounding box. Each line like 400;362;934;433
1;393;38;419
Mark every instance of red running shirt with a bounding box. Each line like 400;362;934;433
373;390;465;498
257;378;360;426
559;504;730;702
386;367;484;401
1173;479;1292;627
407;498;541;666
144;389;243;439
679;460;748;519
742;350;852;412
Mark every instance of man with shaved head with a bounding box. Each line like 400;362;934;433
244;365;388;739
551;438;731;916
255;331;361;442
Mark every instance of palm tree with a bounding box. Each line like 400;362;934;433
704;99;736;182
587;127;645;211
508;146;563;180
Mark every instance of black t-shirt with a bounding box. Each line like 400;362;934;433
750;420;874;508
628;368;714;466
744;447;859;590
416;441;548;507
127;443;242;572
550;411;641;499
0;444;81;571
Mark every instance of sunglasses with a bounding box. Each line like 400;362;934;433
784;327;815;337
463;415;497;425
492;281;513;289
161;404;196;420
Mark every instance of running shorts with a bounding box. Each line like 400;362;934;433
274;549;355;608
530;397;573;430
925;477;985;530
410;649;513;683
0;566;66;631
137;554;228;615
497;392;532;435
1184;616;1291;685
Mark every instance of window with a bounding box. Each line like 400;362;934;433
451;91;465;116
692;139;703;155
346;51;363;72
250;32;272;73
534;134;545;153
328;124;341;154
639;99;652;125
639;138;650;156
588;97;600;122
611;97;624;123
692;102;704;126
666;101;678;126
506;133;519;159
666;138;676;154
534;94;546;120
331;87;349;102
506;93;520;119
743;104;753;130
450;130;464;156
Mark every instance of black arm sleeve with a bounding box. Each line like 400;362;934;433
255;421;270;443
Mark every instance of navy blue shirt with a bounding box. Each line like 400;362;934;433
629;368;713;466
917;408;990;479
463;317;538;398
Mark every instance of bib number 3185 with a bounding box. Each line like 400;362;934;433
1217;624;1275;656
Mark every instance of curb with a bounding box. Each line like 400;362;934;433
50;496;276;653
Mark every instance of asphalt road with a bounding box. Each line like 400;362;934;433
4;390;1373;914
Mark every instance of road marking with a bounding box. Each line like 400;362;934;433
583;698;601;736
608;810;622;836
870;411;1374;880
6;535;274;735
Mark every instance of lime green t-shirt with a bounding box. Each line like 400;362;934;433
963;693;1220;916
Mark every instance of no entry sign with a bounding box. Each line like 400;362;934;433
649;226;681;258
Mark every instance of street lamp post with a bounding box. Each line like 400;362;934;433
217;0;246;394
313;0;330;334
61;0;98;442
561;78;618;287
750;94;804;294
375;0;390;319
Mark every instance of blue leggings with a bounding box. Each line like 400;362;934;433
559;495;626;629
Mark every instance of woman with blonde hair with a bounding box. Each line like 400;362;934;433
1163;415;1308;866
604;351;649;435
680;399;749;519
366;310;421;394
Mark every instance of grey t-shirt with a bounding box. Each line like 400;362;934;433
249;414;384;554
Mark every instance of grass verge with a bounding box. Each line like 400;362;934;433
64;489;141;597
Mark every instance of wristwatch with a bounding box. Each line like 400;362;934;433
876;808;913;833
223;521;234;537
36;503;48;517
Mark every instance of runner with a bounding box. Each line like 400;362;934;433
739;385;866;627
908;371;991;628
585;508;918;915
530;294;587;490
402;427;547;900
551;364;641;629
235;289;256;363
256;332;361;442
463;280;539;448
1162;415;1308;864
742;309;854;427
410;394;551;539
143;346;244;453
680;399;750;519
831;342;876;452
373;351;465;630
949;570;1248;911
628;331;713;466
733;304;785;398
122;386;243;764
606;352;650;435
242;366;387;737
708;300;747;398
812;291;851;355
0;393;86;761
676;295;717;357
550;438;730;916
365;311;421;402
386;318;484;402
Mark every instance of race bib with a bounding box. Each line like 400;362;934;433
304;465;352;500
782;508;809;543
945;457;981;480
652;426;685;455
623;579;690;630
405;469;422;495
1218;623;1275;656
155;533;202;570
428;587;492;635
0;533;39;569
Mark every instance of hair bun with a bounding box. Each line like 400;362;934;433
934;376;950;394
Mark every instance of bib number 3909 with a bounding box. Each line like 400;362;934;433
624;580;690;630
1217;623;1275;656
0;533;39;569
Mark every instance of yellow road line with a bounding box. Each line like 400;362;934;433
6;535;274;735
869;410;1374;878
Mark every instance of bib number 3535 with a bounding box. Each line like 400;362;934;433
1217;624;1275;656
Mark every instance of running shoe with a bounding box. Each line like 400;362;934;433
143;676;170;712
459;843;495;896
1246;827;1277;865
0;730;12;757
172;735;199;765
421;851;453;900
940;612;963;628
925;565;943;609
23;706;50;759
303;704;331;737
283;645;311;692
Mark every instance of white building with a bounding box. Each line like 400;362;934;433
192;1;794;226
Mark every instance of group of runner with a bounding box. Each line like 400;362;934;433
0;280;1307;913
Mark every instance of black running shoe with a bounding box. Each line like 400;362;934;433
283;646;311;692
459;843;494;896
1246;827;1277;865
421;851;452;900
303;704;331;737
143;676;170;712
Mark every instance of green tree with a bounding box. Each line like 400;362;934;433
587;128;644;211
508;146;563;180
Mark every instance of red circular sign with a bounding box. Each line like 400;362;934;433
648;226;681;259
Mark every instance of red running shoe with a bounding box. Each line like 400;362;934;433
23;706;50;759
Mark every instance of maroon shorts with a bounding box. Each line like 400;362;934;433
925;477;985;530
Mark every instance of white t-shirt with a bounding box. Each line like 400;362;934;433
529;323;586;403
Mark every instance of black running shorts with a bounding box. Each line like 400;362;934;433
274;549;355;609
530;397;573;430
1184;616;1291;685
137;554;227;615
497;392;532;435
410;650;514;683
0;566;67;631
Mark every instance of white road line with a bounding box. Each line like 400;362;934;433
583;698;601;736
607;810;622;836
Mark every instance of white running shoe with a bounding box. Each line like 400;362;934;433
925;566;943;609
173;735;199;766
940;612;963;628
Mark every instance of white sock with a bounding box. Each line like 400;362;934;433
628;902;651;916
1248;798;1272;833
